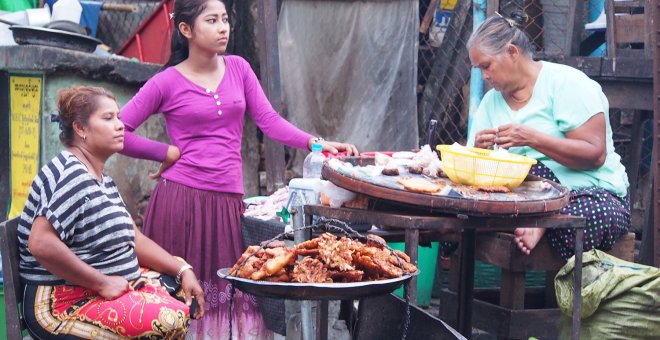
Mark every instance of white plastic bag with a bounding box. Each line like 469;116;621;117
314;180;357;208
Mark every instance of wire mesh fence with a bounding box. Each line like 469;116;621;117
82;0;162;52
416;0;652;228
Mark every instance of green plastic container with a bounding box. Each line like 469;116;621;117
0;0;36;12
389;242;438;307
1;286;6;340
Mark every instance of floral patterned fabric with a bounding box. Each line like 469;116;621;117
23;270;190;339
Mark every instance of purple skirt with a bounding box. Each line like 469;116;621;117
143;178;273;340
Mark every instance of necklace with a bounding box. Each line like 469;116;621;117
509;91;532;103
508;87;533;103
70;146;103;183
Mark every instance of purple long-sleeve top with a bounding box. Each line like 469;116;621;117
120;55;314;194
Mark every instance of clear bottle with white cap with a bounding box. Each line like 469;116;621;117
302;143;326;179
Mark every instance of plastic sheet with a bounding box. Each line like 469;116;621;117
278;0;419;172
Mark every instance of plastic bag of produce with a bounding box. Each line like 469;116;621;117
555;249;660;339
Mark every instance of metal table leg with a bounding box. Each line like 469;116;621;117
404;228;420;304
316;300;329;340
572;228;584;340
296;208;314;340
457;229;476;339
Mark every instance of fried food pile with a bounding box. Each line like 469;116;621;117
229;233;417;283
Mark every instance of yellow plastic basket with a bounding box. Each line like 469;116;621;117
436;145;537;189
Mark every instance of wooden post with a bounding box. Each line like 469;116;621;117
565;0;583;56
652;0;660;267
0;72;9;220
256;0;286;194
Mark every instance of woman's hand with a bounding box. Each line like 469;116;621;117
309;139;359;156
474;128;498;149
494;124;538;149
149;145;180;180
98;275;132;300
180;270;205;319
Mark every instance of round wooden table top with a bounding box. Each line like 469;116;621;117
322;156;571;217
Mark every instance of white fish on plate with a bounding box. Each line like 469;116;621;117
518;181;553;192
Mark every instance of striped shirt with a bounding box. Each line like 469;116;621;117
18;150;140;285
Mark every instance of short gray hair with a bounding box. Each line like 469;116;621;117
466;12;534;58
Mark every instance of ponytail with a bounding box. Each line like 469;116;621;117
162;29;189;70
161;0;226;70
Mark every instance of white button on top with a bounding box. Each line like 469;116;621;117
214;94;219;99
216;101;221;106
206;89;211;94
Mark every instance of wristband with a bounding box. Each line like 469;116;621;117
175;264;193;284
309;137;324;150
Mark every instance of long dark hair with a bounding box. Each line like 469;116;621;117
162;0;226;69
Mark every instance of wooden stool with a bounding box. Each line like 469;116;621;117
438;231;636;339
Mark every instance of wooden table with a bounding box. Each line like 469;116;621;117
304;204;586;340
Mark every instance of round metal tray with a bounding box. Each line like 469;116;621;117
10;25;101;53
218;268;415;300
322;156;570;216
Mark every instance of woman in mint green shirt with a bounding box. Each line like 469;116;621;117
465;13;630;259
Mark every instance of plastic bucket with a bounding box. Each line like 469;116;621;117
1;286;6;340
389;242;438;307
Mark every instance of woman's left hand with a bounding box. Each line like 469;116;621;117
494;124;538;149
180;270;205;319
315;140;359;156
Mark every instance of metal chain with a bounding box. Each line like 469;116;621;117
228;283;235;340
225;217;412;340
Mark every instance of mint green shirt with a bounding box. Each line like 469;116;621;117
467;61;628;197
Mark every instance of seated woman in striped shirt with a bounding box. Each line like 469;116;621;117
17;85;205;339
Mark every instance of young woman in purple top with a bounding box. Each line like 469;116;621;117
119;0;358;338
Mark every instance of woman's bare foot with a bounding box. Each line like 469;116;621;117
513;228;546;255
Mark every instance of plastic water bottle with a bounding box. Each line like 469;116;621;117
303;143;326;178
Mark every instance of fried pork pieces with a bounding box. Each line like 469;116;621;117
229;233;417;283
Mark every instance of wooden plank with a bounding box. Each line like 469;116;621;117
304;205;585;230
499;269;525;309
562;56;603;77
436;288;561;339
256;0;286;194
653;0;660;267
600;80;653;111
475;232;566;271
613;14;645;44
600;57;654;78
607;0;617;59
644;0;652;58
564;0;583;56
0;71;9;219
